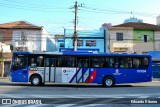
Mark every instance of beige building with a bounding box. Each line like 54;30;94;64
109;27;134;53
109;22;160;54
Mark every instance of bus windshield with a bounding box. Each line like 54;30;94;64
12;55;27;70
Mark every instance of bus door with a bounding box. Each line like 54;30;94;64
77;57;90;83
45;57;56;82
11;55;28;82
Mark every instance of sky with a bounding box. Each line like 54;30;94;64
0;0;160;35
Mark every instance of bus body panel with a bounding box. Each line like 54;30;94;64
29;67;44;82
50;67;55;82
10;67;29;82
90;68;126;84
55;67;77;83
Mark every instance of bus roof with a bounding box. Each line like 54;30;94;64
13;51;151;57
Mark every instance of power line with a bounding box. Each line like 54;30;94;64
0;3;70;13
2;0;68;10
80;6;159;18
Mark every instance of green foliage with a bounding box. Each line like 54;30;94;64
0;58;3;62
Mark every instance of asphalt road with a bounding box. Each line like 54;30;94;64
0;78;160;107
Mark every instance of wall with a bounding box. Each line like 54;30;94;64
133;30;154;53
0;29;12;43
154;31;160;51
109;27;133;53
64;29;106;53
41;28;56;52
12;29;41;52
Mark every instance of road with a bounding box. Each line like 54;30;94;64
0;78;160;107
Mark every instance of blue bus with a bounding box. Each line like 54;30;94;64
10;51;152;87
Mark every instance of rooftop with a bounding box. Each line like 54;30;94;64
113;22;160;31
0;21;42;30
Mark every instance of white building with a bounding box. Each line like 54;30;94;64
0;21;56;77
0;20;56;52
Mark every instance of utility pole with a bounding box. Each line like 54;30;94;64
70;1;84;51
74;1;78;51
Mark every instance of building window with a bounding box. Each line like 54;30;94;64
143;35;149;42
60;43;64;47
0;34;4;41
21;32;27;41
19;32;27;45
116;33;123;41
73;40;83;46
86;40;96;46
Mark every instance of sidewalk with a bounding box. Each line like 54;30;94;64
153;78;160;81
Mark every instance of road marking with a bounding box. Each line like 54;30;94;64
76;104;105;107
55;104;76;107
25;104;48;107
138;96;149;98
0;104;21;107
1;94;160;99
0;94;24;98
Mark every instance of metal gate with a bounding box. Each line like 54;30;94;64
152;61;160;78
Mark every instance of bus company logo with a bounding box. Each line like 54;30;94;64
63;70;66;73
113;69;121;75
116;69;119;74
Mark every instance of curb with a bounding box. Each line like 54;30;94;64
152;78;160;81
0;77;9;79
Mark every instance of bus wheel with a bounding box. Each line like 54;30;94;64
103;76;115;87
31;75;42;86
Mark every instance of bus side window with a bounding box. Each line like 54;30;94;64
77;59;83;67
37;56;44;67
103;57;110;68
84;59;89;67
133;58;140;68
91;57;100;68
58;56;75;67
30;58;36;66
110;57;118;68
45;58;50;67
51;58;55;67
140;57;149;68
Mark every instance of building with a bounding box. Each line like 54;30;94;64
61;29;107;53
0;42;11;77
0;20;56;77
124;17;143;23
54;34;65;52
110;22;160;54
109;27;133;53
0;20;56;52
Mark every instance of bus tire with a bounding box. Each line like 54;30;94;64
103;76;115;87
31;75;42;86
